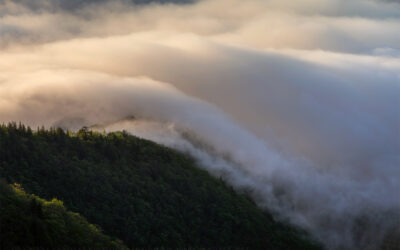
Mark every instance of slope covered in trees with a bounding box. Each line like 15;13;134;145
0;123;321;249
0;180;126;249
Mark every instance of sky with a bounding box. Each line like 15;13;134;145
1;0;399;249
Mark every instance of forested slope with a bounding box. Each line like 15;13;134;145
0;123;320;249
0;180;126;249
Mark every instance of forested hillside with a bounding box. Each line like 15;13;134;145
0;123;320;249
0;180;126;249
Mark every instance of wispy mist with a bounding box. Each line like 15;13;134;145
1;0;399;249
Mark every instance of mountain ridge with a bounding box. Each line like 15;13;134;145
0;122;321;249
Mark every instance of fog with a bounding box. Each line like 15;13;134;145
1;0;399;249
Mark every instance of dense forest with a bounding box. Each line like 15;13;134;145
0;180;127;249
0;122;321;249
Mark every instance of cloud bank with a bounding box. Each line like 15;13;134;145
1;0;399;249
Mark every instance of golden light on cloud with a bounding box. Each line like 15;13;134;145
1;0;400;249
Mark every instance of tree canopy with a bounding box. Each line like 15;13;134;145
0;180;126;249
0;122;321;249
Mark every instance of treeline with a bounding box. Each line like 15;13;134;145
0;122;321;249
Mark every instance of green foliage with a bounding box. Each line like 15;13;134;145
0;180;126;249
0;122;321;249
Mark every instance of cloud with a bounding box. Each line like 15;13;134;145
1;0;399;249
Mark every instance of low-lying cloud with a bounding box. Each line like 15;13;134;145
1;0;399;249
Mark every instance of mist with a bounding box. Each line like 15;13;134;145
1;0;399;249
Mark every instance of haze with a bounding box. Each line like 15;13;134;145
1;0;399;249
